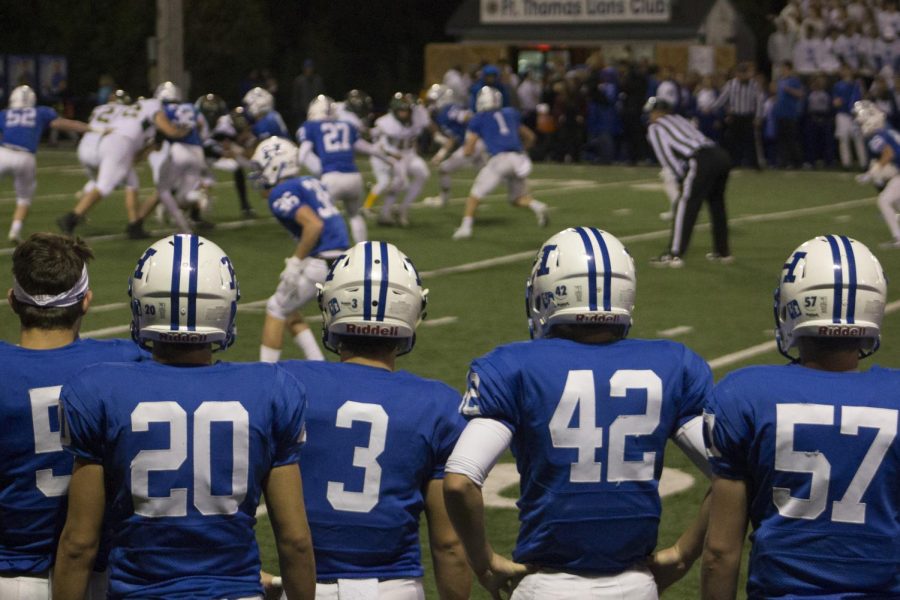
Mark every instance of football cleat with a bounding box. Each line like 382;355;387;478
451;225;473;240
649;253;684;268
705;252;735;264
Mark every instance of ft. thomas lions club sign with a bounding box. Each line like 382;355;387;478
480;0;671;23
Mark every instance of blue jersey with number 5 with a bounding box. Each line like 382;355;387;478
297;120;359;174
0;339;144;575
60;360;307;599
461;338;711;573
281;361;465;580
706;365;900;597
467;107;523;155
0;106;58;153
267;176;350;254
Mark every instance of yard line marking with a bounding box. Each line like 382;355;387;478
657;325;693;338
90;302;129;313
81;325;131;338
421;316;458;327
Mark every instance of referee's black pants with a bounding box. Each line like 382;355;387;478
669;145;732;258
723;114;758;168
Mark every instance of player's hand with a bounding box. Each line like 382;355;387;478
280;256;307;289
648;544;693;592
475;552;530;600
260;571;283;600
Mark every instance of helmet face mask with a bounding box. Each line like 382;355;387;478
243;86;274;119
853;100;886;136
774;235;887;360
249;137;300;188
154;81;182;103
527;228;636;340
9;85;36;109
345;89;373;119
475;86;502;112
307;94;335;121
317;241;428;356
389;92;413;124
128;235;240;352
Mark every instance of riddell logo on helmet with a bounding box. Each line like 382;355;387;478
817;325;868;337
345;324;399;336
158;332;210;343
575;314;619;323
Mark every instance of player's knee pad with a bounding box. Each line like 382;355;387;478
266;293;290;321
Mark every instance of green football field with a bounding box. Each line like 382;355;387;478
3;147;899;599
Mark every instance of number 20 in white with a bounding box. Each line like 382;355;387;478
550;369;662;483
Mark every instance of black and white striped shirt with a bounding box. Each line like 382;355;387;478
646;114;714;180
711;77;764;118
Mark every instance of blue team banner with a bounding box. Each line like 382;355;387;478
8;54;37;92
38;55;68;100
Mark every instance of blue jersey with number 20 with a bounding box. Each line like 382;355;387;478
267;176;350;254
461;337;711;573
706;364;900;598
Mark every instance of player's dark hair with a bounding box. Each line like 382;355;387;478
335;335;405;356
10;233;93;330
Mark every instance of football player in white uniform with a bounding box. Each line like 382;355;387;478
854;100;900;248
196;94;256;218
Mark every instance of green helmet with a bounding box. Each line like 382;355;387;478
389;92;413;123
195;93;227;125
345;89;373;119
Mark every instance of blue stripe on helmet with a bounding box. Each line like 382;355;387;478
839;235;857;324
589;227;612;311
376;241;389;321
574;227;598;311
363;242;373;320
170;235;183;330
825;235;843;323
186;235;199;330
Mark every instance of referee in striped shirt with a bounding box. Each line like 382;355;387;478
709;62;764;169
646;97;732;267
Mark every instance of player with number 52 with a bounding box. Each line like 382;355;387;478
702;235;899;599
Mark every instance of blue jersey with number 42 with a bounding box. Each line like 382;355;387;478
0;338;143;575
0;106;58;153
467;107;523;155
60;361;307;599
706;364;900;597
281;361;465;580
267;176;350;254
297;119;359;174
461;337;712;573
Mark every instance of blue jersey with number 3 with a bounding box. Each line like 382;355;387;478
0;339;143;575
461;338;711;573
60;360;307;599
706;365;900;597
0;106;58;153
297;119;359;174
281;361;466;580
267;176;350;254
467;107;523;155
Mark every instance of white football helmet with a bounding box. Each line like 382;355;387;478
129;235;240;351
853;100;886;136
527;228;636;339
317;241;428;355
475;86;502;112
243;86;274;118
250;137;300;187
154;81;182;103
306;94;335;121
8;85;36;109
775;235;886;359
425;83;454;109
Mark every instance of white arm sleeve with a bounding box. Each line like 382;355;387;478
445;418;513;488
297;140;321;176
672;415;712;479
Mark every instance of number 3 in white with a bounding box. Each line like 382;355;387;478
327;401;388;513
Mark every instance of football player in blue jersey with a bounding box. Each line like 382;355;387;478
244;86;289;141
280;241;471;599
444;228;713;599
853;101;900;249
451;87;548;240
0;85;93;244
702;235;899;599
251;137;351;363
52;234;316;600
0;233;144;599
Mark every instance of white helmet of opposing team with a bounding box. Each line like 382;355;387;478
250;137;300;187
8;85;36;109
425;83;455;109
853;100;886;136
475;86;502;112
317;241;428;355
526;228;636;339
128;234;240;351
154;81;182;103
243;86;274;118
306;94;334;121
775;235;886;359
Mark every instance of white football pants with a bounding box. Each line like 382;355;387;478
470;151;531;202
282;577;423;600
511;568;658;600
0;146;36;205
878;176;900;241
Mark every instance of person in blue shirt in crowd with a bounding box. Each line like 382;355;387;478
0;232;144;600
251;136;350;363
468;64;510;111
0;85;92;244
702;235;899;599
53;234;315;600
774;61;805;169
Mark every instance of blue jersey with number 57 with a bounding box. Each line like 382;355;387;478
267;176;350;254
297;119;359;174
0;106;58;153
461;337;711;573
60;360;307;599
281;360;465;580
467;107;523;155
0;339;143;575
162;102;202;146
706;365;900;597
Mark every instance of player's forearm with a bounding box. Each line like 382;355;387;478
51;533;98;600
277;538;316;600
53;118;92;134
293;225;323;260
442;473;493;574
700;548;741;600
675;488;711;564
431;542;472;600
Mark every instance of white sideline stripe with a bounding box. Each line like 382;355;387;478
707;298;900;370
657;325;693;338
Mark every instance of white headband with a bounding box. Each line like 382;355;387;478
12;265;89;308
